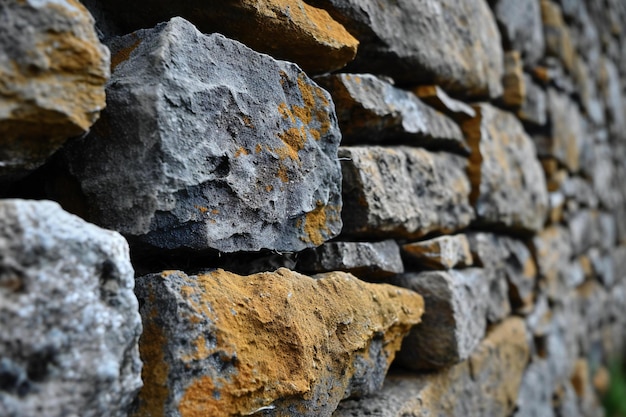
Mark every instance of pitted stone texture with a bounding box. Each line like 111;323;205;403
308;0;503;98
469;233;537;314
334;317;529;417
340;146;474;239
390;269;488;370
534;89;585;173
402;234;473;270
0;0;109;184
316;74;467;152
55;18;342;253
462;104;548;232
80;0;358;74
134;268;423;417
296;240;404;281
492;0;545;66
0;200;141;417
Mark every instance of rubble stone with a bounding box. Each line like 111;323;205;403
0;200;142;417
402;234;473;270
53;18;342;253
134;268;424;417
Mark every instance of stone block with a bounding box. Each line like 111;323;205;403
81;0;358;74
0;200;141;417
390;269;488;370
340;146;474;239
53;18;342;253
462;104;549;232
316;74;467;152
134;268;424;417
492;0;545;66
0;0;109;185
297;240;404;280
402;234;473;270
308;0;504;98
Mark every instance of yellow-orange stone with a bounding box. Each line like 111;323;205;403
135;268;424;417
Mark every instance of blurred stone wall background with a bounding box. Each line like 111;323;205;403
2;0;626;416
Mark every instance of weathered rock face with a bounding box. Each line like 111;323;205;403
540;0;576;73
296;240;404;280
391;269;488;370
517;73;547;126
53;17;342;253
316;74;467;152
0;0;109;185
468;233;537;313
532;226;576;300
308;0;503;98
534;89;585;173
134;269;424;417
401;234;474;270
502;51;526;108
334;317;529;417
0;200;142;417
340;146;474;239
413;85;477;121
81;0;358;74
462;103;548;232
492;0;545;66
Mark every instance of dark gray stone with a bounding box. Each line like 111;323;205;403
492;0;545;66
52;17;342;253
340;146;474;239
390;269;488;370
315;74;468;152
308;0;504;98
600;58;626;142
462;104;549;232
413;85;477;122
297;240;404;280
0;200;142;417
402;234;473;270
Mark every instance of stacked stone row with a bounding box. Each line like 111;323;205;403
1;0;625;416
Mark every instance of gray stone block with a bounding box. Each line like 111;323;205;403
53;17;342;253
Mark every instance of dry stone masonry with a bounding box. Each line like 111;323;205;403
2;0;626;416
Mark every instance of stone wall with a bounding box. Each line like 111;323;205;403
2;0;626;416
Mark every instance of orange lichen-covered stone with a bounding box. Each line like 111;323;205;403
0;0;109;183
134;268;424;417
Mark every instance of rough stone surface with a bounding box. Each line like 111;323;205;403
469;233;537;314
599;58;626;142
462;104;549;232
339;146;474;239
134;268;424;417
534;89;585;172
81;0;358;74
296;240;404;280
567;209;601;255
517;73;547;126
401;234;473;270
309;0;503;98
53;18;342;253
0;200;142;417
0;0;109;184
532;226;576;300
334;317;529;417
316;74;467;152
390;269;488;370
413;85;477;121
492;0;545;66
